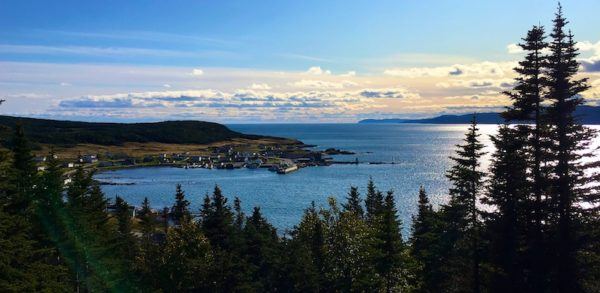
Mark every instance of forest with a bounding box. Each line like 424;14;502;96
0;5;599;292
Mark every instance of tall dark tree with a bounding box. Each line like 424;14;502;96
410;186;442;292
441;116;485;293
502;24;551;292
114;196;136;260
135;197;159;289
201;185;234;250
286;202;324;291
243;207;280;290
37;151;66;239
171;184;190;224
365;178;384;222
544;4;596;291
200;185;246;291
138;197;155;242
342;186;364;218
483;125;530;292
233;197;245;232
8;123;37;214
376;190;406;292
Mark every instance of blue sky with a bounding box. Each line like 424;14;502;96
1;0;599;122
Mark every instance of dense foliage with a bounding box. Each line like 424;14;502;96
0;5;598;292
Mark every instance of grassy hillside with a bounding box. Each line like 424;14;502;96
0;116;264;146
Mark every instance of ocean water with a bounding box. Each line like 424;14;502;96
94;124;598;234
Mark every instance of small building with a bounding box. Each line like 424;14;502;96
80;154;98;164
189;156;204;163
172;153;188;161
246;158;263;169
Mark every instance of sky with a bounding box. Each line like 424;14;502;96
0;0;599;123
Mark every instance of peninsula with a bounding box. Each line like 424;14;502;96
359;105;600;125
0;116;350;174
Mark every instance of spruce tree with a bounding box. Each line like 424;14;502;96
37;151;66;238
410;186;442;292
138;197;155;242
365;178;383;221
136;197;159;289
201;185;234;250
288;202;324;291
8;123;37;214
502;24;551;292
171;184;190;225
114;196;136;261
342;186;364;218
376;190;406;292
233;197;245;232
483;125;530;291
243;207;280;290
200;185;243;291
544;4;596;291
441;116;485;292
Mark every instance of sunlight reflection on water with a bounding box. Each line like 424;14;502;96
95;124;598;234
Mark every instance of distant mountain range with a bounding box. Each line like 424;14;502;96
359;105;600;125
0;115;267;147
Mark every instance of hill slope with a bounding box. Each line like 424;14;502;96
359;105;600;125
0;116;263;146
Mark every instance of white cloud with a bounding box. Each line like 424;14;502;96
359;88;420;100
507;43;523;54
59;82;71;86
163;84;172;88
577;41;600;53
191;68;204;76
54;87;419;115
383;61;515;78
305;66;331;75
341;71;357;77
436;78;515;89
249;83;272;90
584;78;600;100
577;41;600;72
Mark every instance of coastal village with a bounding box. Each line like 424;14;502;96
33;142;357;182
